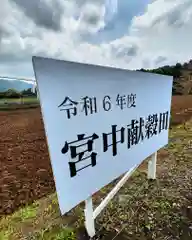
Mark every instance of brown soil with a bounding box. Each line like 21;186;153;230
171;95;192;125
0;96;192;218
0;108;55;217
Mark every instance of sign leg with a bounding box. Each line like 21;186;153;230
148;151;157;180
84;196;95;238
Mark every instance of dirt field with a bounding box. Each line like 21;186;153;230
0;95;192;218
171;95;192;125
0;108;54;217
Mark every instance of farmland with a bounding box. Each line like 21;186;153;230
0;97;39;110
0;97;38;104
0;95;192;239
0;95;192;216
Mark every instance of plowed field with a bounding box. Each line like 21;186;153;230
0;108;54;217
0;96;192;217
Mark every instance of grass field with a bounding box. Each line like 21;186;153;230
0;97;39;110
0;97;39;104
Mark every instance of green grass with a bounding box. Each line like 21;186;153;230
12;204;38;222
36;226;76;240
0;97;39;110
0;194;78;240
0;97;39;104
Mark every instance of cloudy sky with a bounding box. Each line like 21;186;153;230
1;0;192;79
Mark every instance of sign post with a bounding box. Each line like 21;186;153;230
32;56;173;238
148;152;157;180
84;197;95;237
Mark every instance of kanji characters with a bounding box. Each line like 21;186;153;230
127;94;136;108
61;133;99;177
116;94;127;110
58;93;137;119
145;114;158;138
103;125;125;156
58;97;78;119
116;93;136;110
127;118;144;148
61;110;170;177
59;96;98;119
159;111;169;133
80;96;97;116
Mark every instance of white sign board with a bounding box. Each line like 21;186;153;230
32;56;173;214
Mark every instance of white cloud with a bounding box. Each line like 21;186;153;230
126;0;192;67
77;3;105;34
104;0;118;23
1;0;192;78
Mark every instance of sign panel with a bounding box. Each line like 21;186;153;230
32;56;173;214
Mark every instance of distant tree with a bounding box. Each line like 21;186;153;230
21;88;36;97
175;63;182;69
0;92;5;99
138;62;182;78
5;89;21;98
183;62;188;68
172;66;181;78
156;69;165;75
137;60;192;95
139;68;146;72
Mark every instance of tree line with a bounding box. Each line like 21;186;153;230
137;61;192;95
137;62;184;78
0;88;37;99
